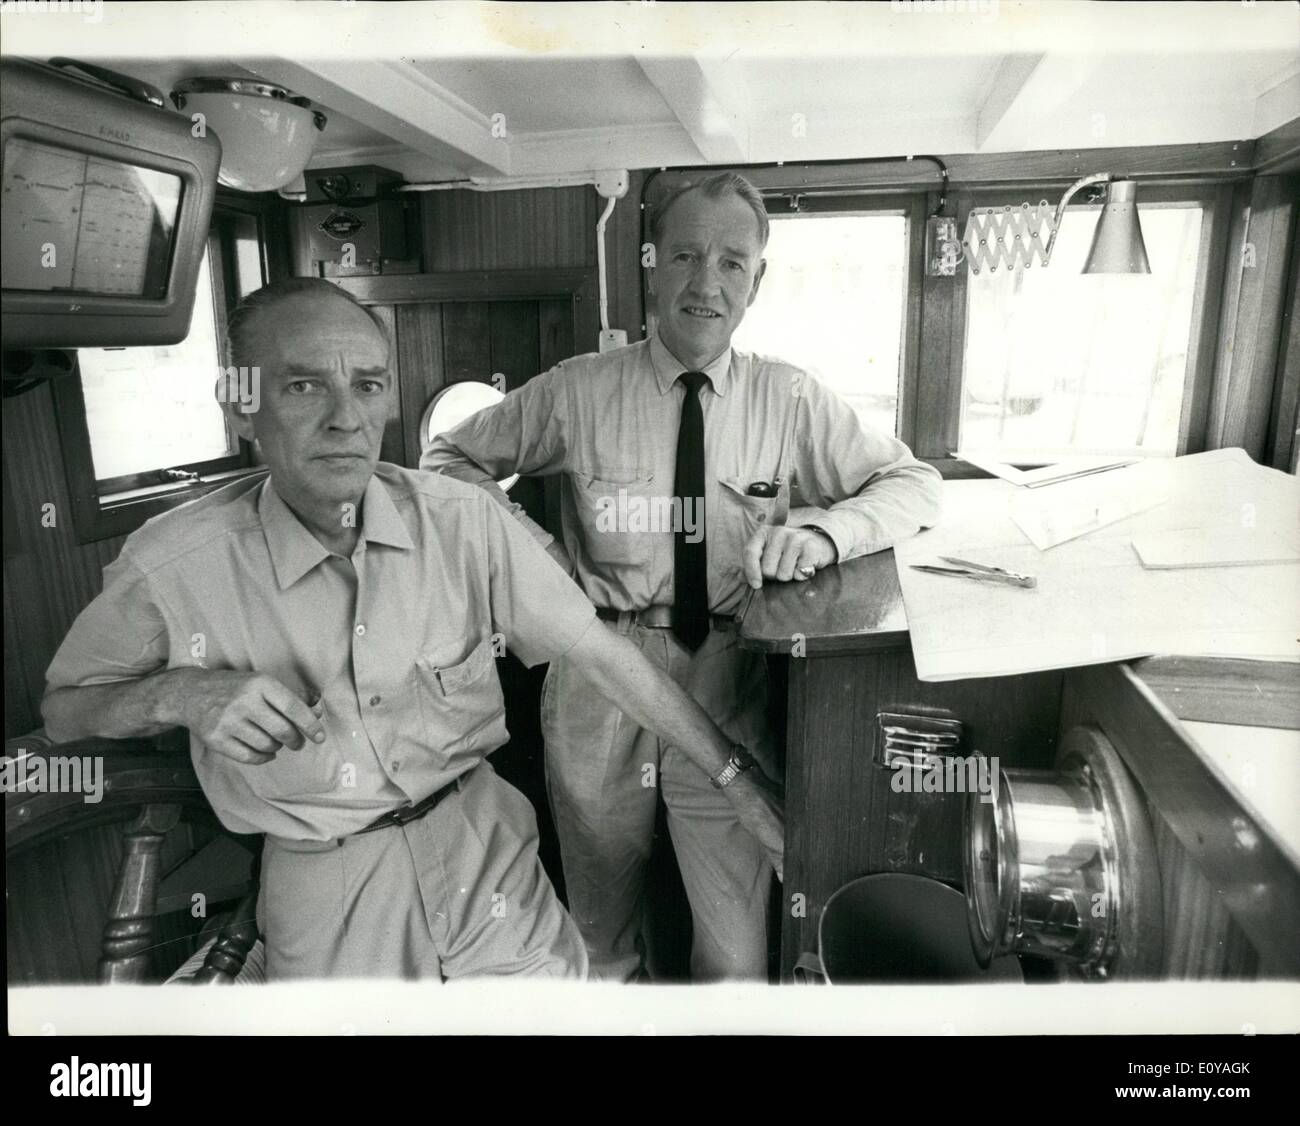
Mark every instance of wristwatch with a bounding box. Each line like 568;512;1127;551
710;745;756;789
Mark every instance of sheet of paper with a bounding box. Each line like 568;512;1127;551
894;449;1300;682
1010;470;1169;549
954;450;1139;487
1133;527;1300;569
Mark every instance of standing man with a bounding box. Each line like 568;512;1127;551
422;172;942;981
41;278;781;981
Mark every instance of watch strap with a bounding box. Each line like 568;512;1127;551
710;745;755;789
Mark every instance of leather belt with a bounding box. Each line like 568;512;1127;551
355;772;464;835
595;605;735;631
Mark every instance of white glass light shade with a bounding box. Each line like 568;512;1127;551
171;78;326;193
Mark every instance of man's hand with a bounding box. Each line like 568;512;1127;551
742;525;837;589
171;669;326;766
724;766;785;881
565;624;785;876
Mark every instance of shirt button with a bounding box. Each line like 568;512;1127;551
355;623;366;636
391;760;401;773
369;695;381;707
756;513;766;523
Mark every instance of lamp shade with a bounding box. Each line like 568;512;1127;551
1083;179;1150;274
171;78;326;193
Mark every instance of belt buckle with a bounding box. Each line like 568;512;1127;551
389;802;419;827
363;802;415;834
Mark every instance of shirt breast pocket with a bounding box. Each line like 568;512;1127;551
716;475;785;541
572;466;659;566
414;635;508;761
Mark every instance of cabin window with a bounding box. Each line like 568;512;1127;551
77;245;242;490
732;212;909;438
959;201;1204;460
53;198;280;544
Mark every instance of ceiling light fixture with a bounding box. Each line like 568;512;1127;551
170;78;326;193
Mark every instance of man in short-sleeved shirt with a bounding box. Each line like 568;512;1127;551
43;279;783;980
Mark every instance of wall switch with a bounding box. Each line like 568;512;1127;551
599;328;628;353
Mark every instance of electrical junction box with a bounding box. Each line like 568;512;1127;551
305;164;405;204
925;215;962;277
295;164;413;276
303;200;408;270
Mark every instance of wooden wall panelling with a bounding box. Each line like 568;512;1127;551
1150;810;1259;979
3;382;128;738
394;303;447;469
441;303;493;385
1265;206;1300;472
1209;174;1300;459
538;296;576;372
339;269;594;305
416;179;634;349
7;820;126;983
488;301;541;393
420;186;596;272
7;839;87;982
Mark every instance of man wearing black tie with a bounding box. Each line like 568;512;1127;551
421;172;941;981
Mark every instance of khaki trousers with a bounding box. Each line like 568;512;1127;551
256;763;588;981
542;618;777;982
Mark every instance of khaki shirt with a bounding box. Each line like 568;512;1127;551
421;334;942;615
45;466;597;841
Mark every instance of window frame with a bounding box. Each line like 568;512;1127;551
54;192;286;544
755;193;924;449
931;180;1230;469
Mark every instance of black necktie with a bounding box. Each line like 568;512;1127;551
673;371;709;651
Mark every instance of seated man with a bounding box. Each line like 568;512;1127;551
41;278;782;982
